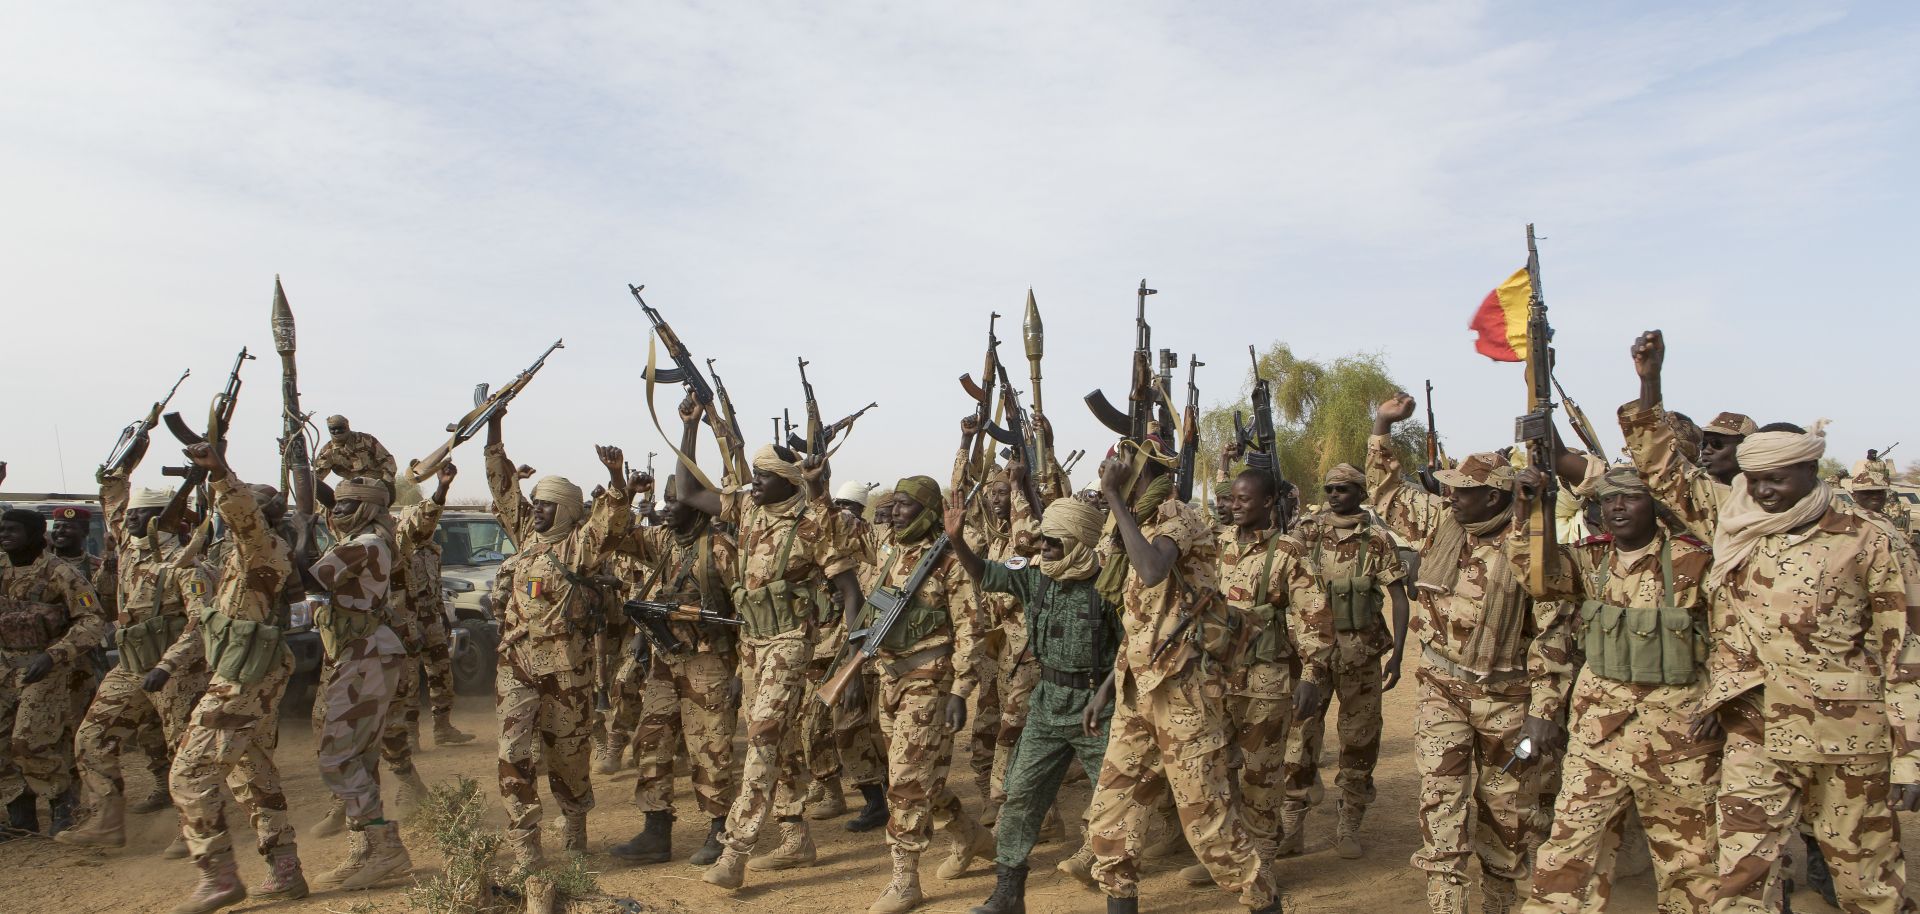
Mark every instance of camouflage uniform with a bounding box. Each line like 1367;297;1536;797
1;550;106;807
1282;512;1405;833
71;473;216;826
1516;531;1719;913
396;500;459;727
1617;402;1741;541
311;529;406;827
1365;437;1575;897
963;474;1046;812
486;443;630;857
1213;526;1334;856
163;475;298;864
1084;494;1280;909
313;431;397;485
1698;505;1920;913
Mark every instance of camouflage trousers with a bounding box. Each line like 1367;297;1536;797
496;650;595;845
420;607;456;717
875;662;974;855
1;649;84;803
607;646;647;748
967;635;1002;798
1521;747;1717;912
1712;721;1915;913
1087;666;1278;908
994;678;1109;868
1227;662;1295;855
634;649;739;819
591;625;637;745
73;661;209;814
1409;667;1534;883
803;669;886;788
172;655;294;863
318;644;404;826
379;649;421;776
980;623;1039;806
1282;633;1383;809
719;634;811;853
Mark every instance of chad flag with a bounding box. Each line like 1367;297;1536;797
1469;267;1531;362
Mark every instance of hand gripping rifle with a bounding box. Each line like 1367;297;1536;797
706;358;750;480
158;347;255;532
817;482;983;707
101;368;189;477
1178;355;1204;503
984;358;1044;510
1514;224;1558;594
1419;379;1447;495
1086;280;1157;442
409;339;563;483
958;313;1002;476
270;277;317;520
1232;345;1281;495
788;358;830;455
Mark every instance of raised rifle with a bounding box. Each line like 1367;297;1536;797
786;358;835;455
1881;442;1900;460
158;347;255;532
1514;224;1558;593
817;483;983;707
1177;355;1203;503
101;368;189;477
409;338;563;483
706;358;750;480
1419;379;1446;495
958;313;1002;476
270;277;317;520
984;359;1043;509
1061;449;1085;478
1086;280;1157;442
1157;348;1179;439
1232;345;1281;495
1550;375;1607;462
823;401;879;444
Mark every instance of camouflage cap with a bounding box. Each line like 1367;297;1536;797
1850;467;1891;492
1433;452;1516;492
1701;412;1758;436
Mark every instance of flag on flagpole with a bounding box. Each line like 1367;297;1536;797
1469;267;1532;362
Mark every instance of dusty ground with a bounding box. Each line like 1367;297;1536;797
3;660;1909;914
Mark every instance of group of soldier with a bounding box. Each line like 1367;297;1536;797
1;322;1917;914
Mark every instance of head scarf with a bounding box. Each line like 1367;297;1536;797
1708;422;1831;587
752;445;806;486
329;478;395;542
1211;479;1234;498
1038;498;1102;581
892;475;943;544
530;475;586;543
1323;463;1365;488
130;487;173;509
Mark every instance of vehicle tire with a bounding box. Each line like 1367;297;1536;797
452;618;497;696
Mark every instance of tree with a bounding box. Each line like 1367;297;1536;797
1817;457;1849;484
1898;460;1920;487
1195;343;1428;497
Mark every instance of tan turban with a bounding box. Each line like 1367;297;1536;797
330;477;395;541
1038;498;1103;581
531;475;586;542
1736;421;1828;473
752;444;805;486
130;487;173;509
1711;421;1831;587
1323;463;1365;487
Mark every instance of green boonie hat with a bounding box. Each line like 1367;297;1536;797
1702;412;1757;436
1433;452;1516;492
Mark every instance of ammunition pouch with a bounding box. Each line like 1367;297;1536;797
0;597;69;652
732;580;811;639
1185;587;1256;668
1246;602;1290;664
199;609;287;685
1329;575;1381;632
117;614;189;673
1578;602;1699;687
314;601;384;659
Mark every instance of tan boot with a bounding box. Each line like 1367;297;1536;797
592;737;619;775
433;712;475;746
869;849;923;914
251;844;309;901
807;778;847;820
1035;805;1065;844
560;813;587;853
394;768;430;818
164;831;189;859
937;812;994;879
1425;874;1467;914
702;845;747;889
1056;843;1097;888
512;831;544;873
54;792;125;848
1334;799;1364;860
1274;800;1308;857
1482;874;1518;914
339;823;411;890
172;851;247;914
130;776;173;814
1142;825;1186;859
1180;861;1213;886
310;797;347;838
312;828;372;891
751;818;816;870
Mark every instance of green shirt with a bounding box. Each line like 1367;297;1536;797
980;561;1116;677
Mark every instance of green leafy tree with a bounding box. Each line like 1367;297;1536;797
1194;343;1430;498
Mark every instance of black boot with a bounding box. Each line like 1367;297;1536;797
609;810;674;864
48;790;76;836
968;863;1028;914
846;782;888;833
688;817;726;866
1106;897;1139;914
1804;837;1838;907
1;793;39;841
1249;895;1284;914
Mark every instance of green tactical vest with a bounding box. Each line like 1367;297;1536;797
199;607;286;685
854;546;949;653
1311;521;1383;633
1246;532;1294;664
731;506;824;638
1577;536;1703;686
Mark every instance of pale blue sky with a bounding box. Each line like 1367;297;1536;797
4;2;1915;497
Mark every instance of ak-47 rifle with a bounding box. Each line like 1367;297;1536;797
100;368;190;477
817;483;983;707
823;402;878;444
631;285;749;482
1419;379;1447;495
1514;224;1558;594
1232;345;1281;495
1178;355;1203;503
706;358;749;480
1880;443;1900;461
1551;375;1607;462
984;358;1043;509
1157;348;1179;440
1086;280;1158;443
785;358;844;455
623;599;744;662
270;277;317;520
958;313;1002;477
409;339;563;483
158;347;256;532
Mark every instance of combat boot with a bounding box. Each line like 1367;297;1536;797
968;863;1028;914
1056;843;1097;888
1;792;39;840
1804;836;1840;907
511;831;544;873
252;844;309;901
560;812;588;852
164;831;190;858
847;781;889;832
311;796;347;838
172;850;247;914
807;776;848;819
689;816;727;866
609;810;674;864
46;790;77;836
1250;896;1285;914
1180;860;1214;886
1481;874;1518;914
869;848;923;914
1142;825;1186;859
394;767;431;818
312;828;373;891
938;811;994;879
1334;799;1365;860
592;735;621;775
339;822;411;890
1274;800;1309;857
432;711;475;746
55;791;125;847
752;817;817;870
701;845;747;889
131;773;174;814
1105;898;1139;914
1425;875;1467;914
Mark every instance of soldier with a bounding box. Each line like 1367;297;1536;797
609;404;742;868
675;437;860;891
949;482;1117;914
1849;466;1917;564
1513;467;1719;913
47;504;109;834
0;507;106;839
804;479;889;831
1080;436;1281;914
848;474;993;914
1368;395;1576;914
152;444;303;913
1687;423;1920;913
306;477;412;892
484;409;631;869
58;476;215;851
312;416;397;486
1617;330;1756;539
397;464;473;747
1279;463;1409;860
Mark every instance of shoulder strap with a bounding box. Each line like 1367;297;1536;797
1252;530;1283;606
771;504;807;583
1659;534;1675;608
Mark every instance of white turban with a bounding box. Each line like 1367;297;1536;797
130;487;173;510
1712;420;1831;587
1736;420;1829;472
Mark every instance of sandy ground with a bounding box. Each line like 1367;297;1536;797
3;662;1910;914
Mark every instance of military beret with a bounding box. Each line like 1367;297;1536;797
51;505;92;522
